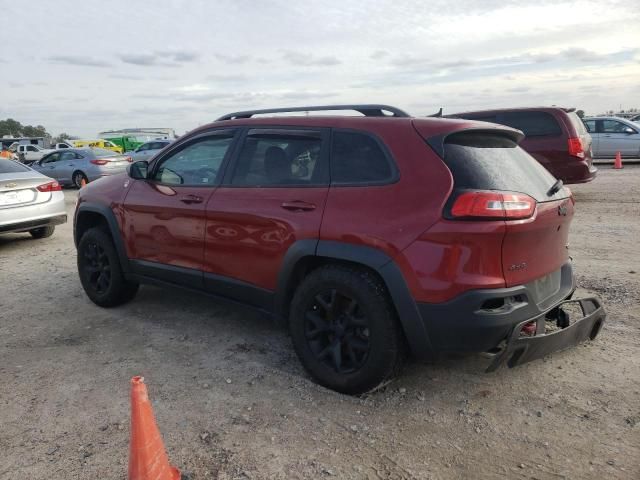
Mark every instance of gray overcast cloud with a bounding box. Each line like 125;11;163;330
1;0;639;137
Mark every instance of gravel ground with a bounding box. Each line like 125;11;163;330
1;166;639;479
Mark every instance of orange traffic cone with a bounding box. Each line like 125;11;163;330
128;376;180;480
613;151;623;169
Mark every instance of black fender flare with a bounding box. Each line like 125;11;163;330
74;203;131;273
276;239;434;360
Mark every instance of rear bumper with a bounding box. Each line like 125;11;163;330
414;262;606;368
562;160;597;184
0;214;67;233
417;263;577;353
486;297;605;372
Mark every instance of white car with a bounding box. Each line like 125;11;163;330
12;144;53;163
0;158;67;238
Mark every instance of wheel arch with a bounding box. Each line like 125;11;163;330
275;240;434;360
75;203;131;273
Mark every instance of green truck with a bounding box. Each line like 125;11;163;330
101;135;143;153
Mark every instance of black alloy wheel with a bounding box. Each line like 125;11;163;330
82;241;112;295
304;289;371;374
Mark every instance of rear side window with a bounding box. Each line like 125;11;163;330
583;120;596;133
0;159;29;173
231;131;326;186
500;111;562;137
330;131;394;184
443;132;566;202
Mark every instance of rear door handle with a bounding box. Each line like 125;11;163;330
180;194;203;204
281;201;316;212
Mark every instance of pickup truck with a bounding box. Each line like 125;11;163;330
52;142;74;150
10;144;53;164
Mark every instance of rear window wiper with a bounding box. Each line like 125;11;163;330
547;179;563;197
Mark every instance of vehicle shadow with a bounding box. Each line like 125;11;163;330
115;284;495;396
0;232;41;246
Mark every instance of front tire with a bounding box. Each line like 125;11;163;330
29;226;55;239
289;265;405;395
77;227;139;307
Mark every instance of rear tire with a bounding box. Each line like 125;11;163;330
73;171;88;189
289;265;405;395
29;226;55;239
77;227;139;307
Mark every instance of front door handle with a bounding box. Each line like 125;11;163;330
281;201;316;212
180;194;203;204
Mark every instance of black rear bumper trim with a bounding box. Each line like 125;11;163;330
486;297;605;372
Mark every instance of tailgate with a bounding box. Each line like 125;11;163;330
502;197;573;288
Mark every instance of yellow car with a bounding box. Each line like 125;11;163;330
72;139;123;154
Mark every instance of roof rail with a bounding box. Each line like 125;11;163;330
216;104;411;121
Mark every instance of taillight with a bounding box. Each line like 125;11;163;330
450;191;536;220
37;181;62;192
90;159;109;165
567;137;584;158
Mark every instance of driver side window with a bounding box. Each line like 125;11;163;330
152;135;234;186
602;120;627;133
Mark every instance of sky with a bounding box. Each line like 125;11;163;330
1;0;639;138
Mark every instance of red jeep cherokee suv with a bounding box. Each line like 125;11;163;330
448;107;597;184
74;105;605;394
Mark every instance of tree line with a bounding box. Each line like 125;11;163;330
0;118;76;143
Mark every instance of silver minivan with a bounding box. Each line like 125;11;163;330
583;116;640;158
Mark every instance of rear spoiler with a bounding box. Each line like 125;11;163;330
424;127;525;158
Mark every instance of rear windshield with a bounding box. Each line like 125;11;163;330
0;159;30;174
500;111;562;137
443;132;567;202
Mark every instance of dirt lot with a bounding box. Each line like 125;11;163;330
1;166;639;480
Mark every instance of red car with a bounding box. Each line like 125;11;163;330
74;104;605;394
448;107;597;184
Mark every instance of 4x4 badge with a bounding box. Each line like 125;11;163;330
4;182;17;188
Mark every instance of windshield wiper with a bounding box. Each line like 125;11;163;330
547;179;563;197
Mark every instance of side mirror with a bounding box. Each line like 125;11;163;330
623;127;636;134
128;160;148;179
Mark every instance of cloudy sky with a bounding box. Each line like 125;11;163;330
1;0;639;137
